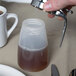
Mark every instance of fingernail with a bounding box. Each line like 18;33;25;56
44;3;52;10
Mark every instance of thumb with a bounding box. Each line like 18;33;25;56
43;0;69;11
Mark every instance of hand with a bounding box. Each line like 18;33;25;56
43;0;75;20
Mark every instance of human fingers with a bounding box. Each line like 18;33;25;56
43;0;71;11
48;14;55;18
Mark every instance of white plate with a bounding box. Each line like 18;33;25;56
0;64;26;76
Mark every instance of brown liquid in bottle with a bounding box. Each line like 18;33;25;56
18;46;48;72
0;11;3;15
